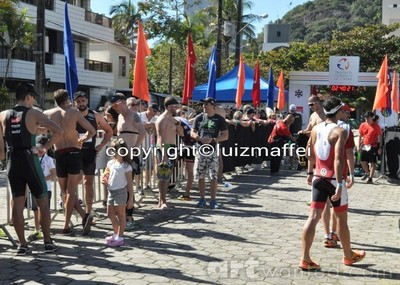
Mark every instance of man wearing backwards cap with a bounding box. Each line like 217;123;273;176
191;97;228;209
73;91;113;220
300;97;366;270
289;104;303;135
109;93;145;227
0;83;63;255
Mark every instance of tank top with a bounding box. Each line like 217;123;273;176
5;106;35;150
76;109;97;148
314;122;337;179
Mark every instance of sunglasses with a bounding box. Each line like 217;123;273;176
308;103;315;107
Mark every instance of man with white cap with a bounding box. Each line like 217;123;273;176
289;104;302;135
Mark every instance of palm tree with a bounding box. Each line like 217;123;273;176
109;0;142;49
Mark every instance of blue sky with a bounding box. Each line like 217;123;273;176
90;0;310;35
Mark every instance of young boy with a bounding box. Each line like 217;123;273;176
27;135;56;241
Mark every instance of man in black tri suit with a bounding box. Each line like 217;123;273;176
0;83;62;255
74;91;112;218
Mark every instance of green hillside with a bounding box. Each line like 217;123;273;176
278;0;382;43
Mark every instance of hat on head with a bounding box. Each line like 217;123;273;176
164;96;180;107
341;103;351;112
36;135;49;146
149;103;160;112
15;82;40;100
246;108;255;115
73;91;87;100
364;111;375;118
108;93;126;104
289;104;297;111
200;97;216;105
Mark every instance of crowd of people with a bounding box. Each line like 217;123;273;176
0;83;382;271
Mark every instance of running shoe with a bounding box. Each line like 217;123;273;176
330;232;340;242
210;199;219;209
0;228;7;238
107;238;124;247
299;259;320;271
16;245;32;256
178;195;192;201
366;178;373;184
196;198;207;208
361;174;368;181
125;220;136;231
44;242;57;253
82;214;93;236
27;231;43;242
61;227;73;236
343;250;366;266
323;238;338;248
105;235;116;243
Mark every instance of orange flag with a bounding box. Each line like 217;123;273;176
182;34;196;105
277;70;285;110
235;54;245;109
391;70;399;113
373;55;390;111
133;21;151;102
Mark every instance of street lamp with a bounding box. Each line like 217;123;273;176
234;13;268;66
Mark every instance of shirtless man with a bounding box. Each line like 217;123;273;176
0;83;62;255
298;95;326;136
73;91;113;217
155;96;183;209
109;93;145;228
44;89;96;236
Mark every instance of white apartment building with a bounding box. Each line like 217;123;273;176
0;0;133;109
382;0;400;36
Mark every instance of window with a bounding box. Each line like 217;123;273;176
277;31;281;37
119;56;126;77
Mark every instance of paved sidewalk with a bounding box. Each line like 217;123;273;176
0;169;399;284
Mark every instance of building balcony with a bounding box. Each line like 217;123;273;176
85;10;112;28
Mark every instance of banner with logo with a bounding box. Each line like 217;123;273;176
329;56;360;86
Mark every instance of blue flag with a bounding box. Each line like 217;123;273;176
206;46;217;99
267;66;275;109
64;2;78;101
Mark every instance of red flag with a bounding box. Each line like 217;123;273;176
235;54;245;109
277;70;285;110
251;60;260;108
182;34;196;105
391;70;399;113
133;21;151;102
373;55;390;111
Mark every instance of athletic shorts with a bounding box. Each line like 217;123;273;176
194;151;219;180
156;146;176;181
55;148;82;178
108;187;127;206
180;145;195;163
360;147;378;164
310;177;348;212
7;149;47;199
29;191;52;211
80;147;97;175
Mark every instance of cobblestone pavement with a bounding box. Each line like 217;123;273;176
0;169;399;284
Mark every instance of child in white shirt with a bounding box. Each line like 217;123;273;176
101;138;134;246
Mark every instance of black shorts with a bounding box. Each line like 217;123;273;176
27;191;52;211
7;149;47;199
360;147;378;163
311;177;348;212
81;147;97;175
180;145;195;163
55;148;82;178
